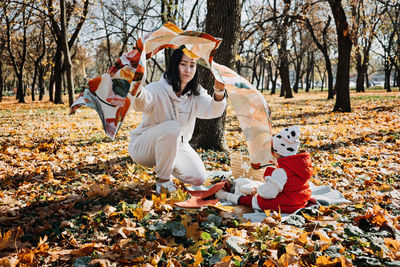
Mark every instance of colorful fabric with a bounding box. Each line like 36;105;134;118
175;181;230;208
71;22;276;168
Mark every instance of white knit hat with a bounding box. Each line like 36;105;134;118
272;126;301;157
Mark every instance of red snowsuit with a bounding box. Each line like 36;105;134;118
239;152;313;213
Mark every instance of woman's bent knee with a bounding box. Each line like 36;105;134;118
189;176;206;186
159;120;181;138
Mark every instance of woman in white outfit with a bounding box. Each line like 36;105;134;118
128;47;227;193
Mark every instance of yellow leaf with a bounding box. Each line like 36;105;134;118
301;211;315;221
131;206;146;221
170;188;188;203
193;249;203;266
354;203;364;209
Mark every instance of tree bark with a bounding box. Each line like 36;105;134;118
54;46;64;104
161;0;177;68
279;35;292;98
329;0;352;112
60;0;75;106
0;62;3;102
31;67;37;101
38;65;45;101
49;67;55;102
190;0;241;151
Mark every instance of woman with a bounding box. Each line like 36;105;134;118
128;47;227;194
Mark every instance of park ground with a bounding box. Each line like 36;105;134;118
0;89;400;266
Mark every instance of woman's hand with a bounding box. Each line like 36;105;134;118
214;80;225;90
214;80;225;101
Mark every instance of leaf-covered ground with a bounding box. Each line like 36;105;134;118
0;90;399;266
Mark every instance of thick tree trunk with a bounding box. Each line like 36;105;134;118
329;0;352;112
190;0;241;151
17;74;25;103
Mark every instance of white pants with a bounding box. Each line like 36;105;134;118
128;120;206;186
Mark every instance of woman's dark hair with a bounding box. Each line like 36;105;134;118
163;47;200;96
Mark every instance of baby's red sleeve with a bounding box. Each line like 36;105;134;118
238;195;253;207
263;167;276;177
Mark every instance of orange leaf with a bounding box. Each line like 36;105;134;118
0;230;12;251
384;238;400;251
315;255;340;266
184;221;201;241
193;249;203;266
86;184;110;199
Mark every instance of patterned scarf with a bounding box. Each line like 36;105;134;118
71;22;276;168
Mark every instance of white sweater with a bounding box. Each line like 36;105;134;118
130;76;227;142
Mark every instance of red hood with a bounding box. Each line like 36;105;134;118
277;152;313;180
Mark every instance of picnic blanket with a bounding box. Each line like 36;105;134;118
242;182;351;222
183;171;350;222
71;22;276;169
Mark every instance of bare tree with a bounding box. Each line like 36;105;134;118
351;0;381;92
4;2;32;103
47;0;89;105
305;10;335;99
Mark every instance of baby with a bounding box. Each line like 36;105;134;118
216;126;313;213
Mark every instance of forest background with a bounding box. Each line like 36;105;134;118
0;0;400;266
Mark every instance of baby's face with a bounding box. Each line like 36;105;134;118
272;149;283;159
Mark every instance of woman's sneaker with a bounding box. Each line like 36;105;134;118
156;179;177;194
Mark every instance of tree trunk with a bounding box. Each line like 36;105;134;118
392;63;399;88
267;61;276;94
38;65;45;100
293;57;302;93
385;66;392;92
355;50;363;92
190;0;241;151
329;0;352;112
0;62;3;102
279;36;292;98
161;0;177;68
54;47;64;104
49;67;55;102
60;0;74;106
17;74;25;103
31;66;37;101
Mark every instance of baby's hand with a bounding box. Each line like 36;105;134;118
251;187;257;195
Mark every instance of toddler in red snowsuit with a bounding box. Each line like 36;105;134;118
216;126;313;213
